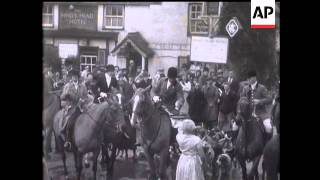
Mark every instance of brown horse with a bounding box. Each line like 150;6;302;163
262;99;280;180
235;97;266;180
43;92;61;159
130;87;172;180
53;96;125;180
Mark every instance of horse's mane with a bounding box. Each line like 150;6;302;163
237;96;251;119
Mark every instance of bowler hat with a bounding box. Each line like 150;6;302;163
106;64;115;72
69;69;80;77
167;67;178;79
247;70;257;78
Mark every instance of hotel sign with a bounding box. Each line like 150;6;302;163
59;4;98;31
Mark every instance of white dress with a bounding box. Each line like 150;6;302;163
176;133;205;180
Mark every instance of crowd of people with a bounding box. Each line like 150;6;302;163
43;59;279;180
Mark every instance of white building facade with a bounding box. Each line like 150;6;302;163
43;2;222;76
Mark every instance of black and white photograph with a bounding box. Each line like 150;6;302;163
42;2;280;180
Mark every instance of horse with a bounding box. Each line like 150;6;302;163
53;95;125;180
234;96;266;180
43;92;61;159
129;86;172;180
101;111;137;180
262;98;280;180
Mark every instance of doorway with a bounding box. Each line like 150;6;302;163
125;43;148;71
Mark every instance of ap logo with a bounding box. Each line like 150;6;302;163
251;0;275;28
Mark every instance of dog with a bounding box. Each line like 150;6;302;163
216;153;232;180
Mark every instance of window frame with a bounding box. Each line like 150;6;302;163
205;2;222;17
188;3;208;35
42;4;54;28
80;55;98;72
103;4;125;30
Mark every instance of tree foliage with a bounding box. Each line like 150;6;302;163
216;2;278;88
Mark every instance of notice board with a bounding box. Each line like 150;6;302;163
191;36;229;64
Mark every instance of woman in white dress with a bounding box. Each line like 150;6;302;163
176;119;206;180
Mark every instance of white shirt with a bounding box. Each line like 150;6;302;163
73;82;78;90
167;80;172;90
105;73;112;87
228;77;233;83
251;81;257;90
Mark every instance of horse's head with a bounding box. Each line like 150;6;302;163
129;85;152;127
235;97;251;126
104;96;125;127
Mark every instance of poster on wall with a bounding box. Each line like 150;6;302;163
191;36;229;64
59;43;78;59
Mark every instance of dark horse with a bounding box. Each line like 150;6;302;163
129;87;172;180
235;97;266;180
53;96;125;180
43;92;60;159
262;98;280;180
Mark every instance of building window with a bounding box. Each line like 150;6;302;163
80;55;97;72
189;3;208;34
43;4;54;28
205;2;221;16
103;5;124;29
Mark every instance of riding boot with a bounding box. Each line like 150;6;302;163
264;132;273;145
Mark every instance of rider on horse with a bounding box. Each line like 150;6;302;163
151;67;185;116
240;70;273;141
60;69;90;150
95;64;121;103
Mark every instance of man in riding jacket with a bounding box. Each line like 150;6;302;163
60;69;90;150
96;64;121;103
240;70;273;141
151;67;185;115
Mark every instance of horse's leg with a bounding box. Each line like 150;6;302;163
159;149;169;180
75;151;83;180
249;156;262;180
125;148;129;160
239;159;247;180
92;149;100;180
101;143;107;168
144;149;157;180
44;127;53;159
107;145;117;180
56;135;68;176
61;148;68;176
262;160;266;180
